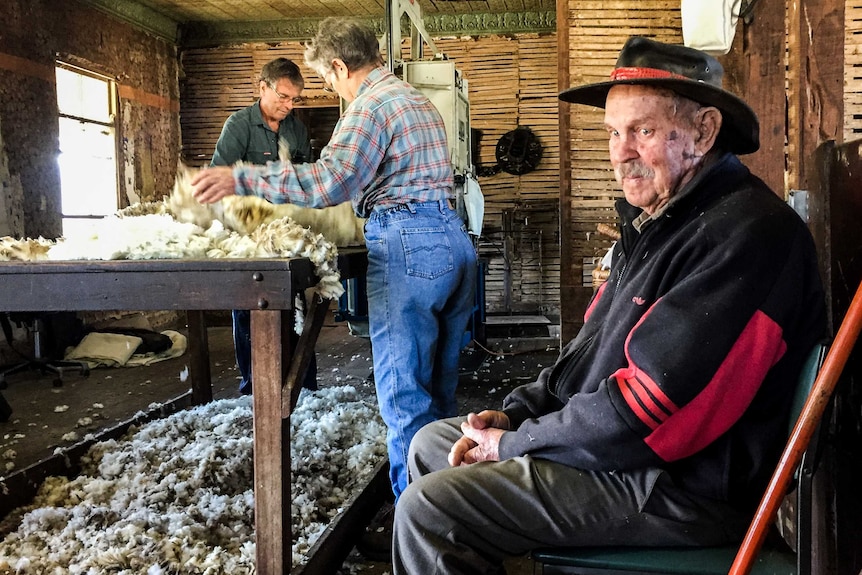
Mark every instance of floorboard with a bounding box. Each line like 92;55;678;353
0;308;557;574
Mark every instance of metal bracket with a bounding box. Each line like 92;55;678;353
788;189;809;223
384;0;440;70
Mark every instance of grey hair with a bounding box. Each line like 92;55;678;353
670;93;706;127
304;18;382;76
666;90;726;153
259;58;304;89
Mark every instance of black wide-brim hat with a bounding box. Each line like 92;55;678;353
559;36;759;155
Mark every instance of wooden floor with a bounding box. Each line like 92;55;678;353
0;309;558;573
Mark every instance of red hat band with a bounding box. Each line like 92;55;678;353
610;67;691;82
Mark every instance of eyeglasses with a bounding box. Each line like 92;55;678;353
268;84;303;104
322;69;335;93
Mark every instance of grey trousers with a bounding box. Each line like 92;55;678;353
392;417;751;575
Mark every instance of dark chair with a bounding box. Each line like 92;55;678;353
533;276;862;575
0;312;90;389
532;340;831;575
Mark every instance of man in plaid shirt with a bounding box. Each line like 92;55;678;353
192;17;478;562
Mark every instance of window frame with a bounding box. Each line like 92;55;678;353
55;61;121;236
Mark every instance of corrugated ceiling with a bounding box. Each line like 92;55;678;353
124;0;554;22
79;0;557;45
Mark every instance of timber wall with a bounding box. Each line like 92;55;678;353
180;34;561;317
0;0;179;240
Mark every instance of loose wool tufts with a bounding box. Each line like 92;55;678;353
29;206;344;301
47;214;212;261
0;386;386;573
0;236;53;262
169;163;365;246
1;164;363;303
165;165;225;232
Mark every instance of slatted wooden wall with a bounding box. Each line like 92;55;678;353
432;35;560;315
180;44;339;165
180;34;560;317
561;0;682;331
846;0;862;140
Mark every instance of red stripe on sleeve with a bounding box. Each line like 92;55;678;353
614;366;678;429
613;301;679;429
585;282;608;322
617;374;661;430
644;310;787;462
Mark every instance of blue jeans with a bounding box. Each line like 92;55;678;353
364;200;478;501
232;304;317;395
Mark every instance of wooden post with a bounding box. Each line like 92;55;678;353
811;139;862;575
185;310;212;405
251;309;292;574
719;0;785;196
786;0;845;192
558;0;575;341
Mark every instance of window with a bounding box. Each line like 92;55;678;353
55;64;119;237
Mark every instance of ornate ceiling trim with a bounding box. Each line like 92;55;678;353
181;12;556;48
180;18;322;47
424;11;556;37
78;0;178;43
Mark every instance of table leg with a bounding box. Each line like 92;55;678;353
283;297;331;414
251;309;292;574
185;310;213;405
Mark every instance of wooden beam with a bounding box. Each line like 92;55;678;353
283;296;331;414
787;0;845;192
721;0;786;196
558;0;575;341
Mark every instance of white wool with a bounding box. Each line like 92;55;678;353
4;196;348;349
171;162;364;247
294;294;305;334
260;201;366;248
248;218;344;300
116;201;169;218
165;165;223;232
61;431;79;442
0;386;385;573
47;214;210;261
0;236;52;261
41;210;345;301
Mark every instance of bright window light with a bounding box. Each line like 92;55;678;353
56;64;119;237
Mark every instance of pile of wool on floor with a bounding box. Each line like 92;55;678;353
0;386;386;574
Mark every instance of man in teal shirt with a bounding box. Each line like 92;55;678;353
212;57;311;166
210;57;315;394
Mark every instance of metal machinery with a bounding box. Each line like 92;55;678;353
337;0;486;346
385;0;483;234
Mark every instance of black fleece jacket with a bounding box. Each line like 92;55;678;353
499;152;826;510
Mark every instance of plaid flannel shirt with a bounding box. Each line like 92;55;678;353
233;67;453;217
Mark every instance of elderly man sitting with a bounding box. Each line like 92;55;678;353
392;36;827;574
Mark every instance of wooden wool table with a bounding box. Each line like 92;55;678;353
0;249;368;574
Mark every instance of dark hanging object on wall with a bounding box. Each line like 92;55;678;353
495;126;542;175
472;127;501;177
